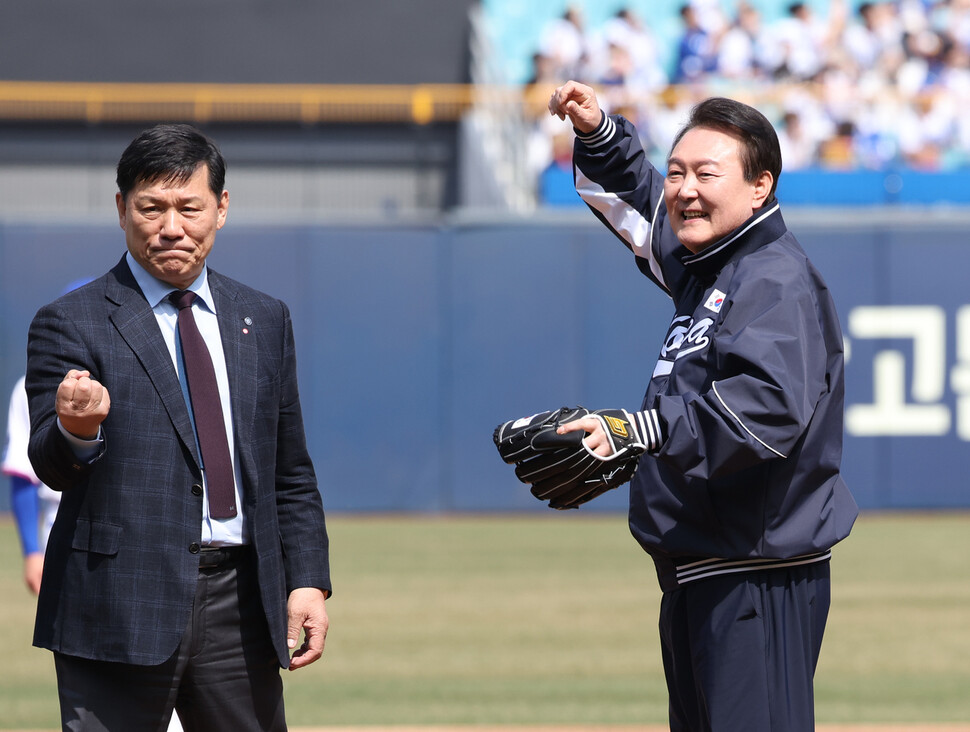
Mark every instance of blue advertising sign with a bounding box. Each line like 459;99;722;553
1;214;967;511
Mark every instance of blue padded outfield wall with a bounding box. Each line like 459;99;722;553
2;211;968;512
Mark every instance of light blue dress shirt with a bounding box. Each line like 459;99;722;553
61;253;247;546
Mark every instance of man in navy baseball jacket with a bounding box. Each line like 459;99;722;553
26;123;331;731
549;81;858;731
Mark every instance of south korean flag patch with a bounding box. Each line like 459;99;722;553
703;289;726;314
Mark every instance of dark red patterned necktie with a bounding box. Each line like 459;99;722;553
169;290;237;519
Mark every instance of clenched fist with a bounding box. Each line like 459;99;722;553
56;369;110;440
548;80;603;134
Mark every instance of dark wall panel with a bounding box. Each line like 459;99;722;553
1;0;476;84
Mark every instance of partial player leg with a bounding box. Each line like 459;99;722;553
658;562;830;732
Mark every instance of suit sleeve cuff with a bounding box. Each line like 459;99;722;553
57;419;104;463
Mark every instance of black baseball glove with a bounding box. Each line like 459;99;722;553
493;406;654;510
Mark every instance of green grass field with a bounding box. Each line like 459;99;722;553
2;511;969;729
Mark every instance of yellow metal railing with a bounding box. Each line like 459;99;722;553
0;81;483;124
0;79;955;127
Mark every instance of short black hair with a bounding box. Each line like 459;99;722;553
116;123;226;200
669;97;782;199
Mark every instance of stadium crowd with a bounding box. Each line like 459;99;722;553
522;0;970;189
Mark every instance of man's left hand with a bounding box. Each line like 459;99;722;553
286;587;329;670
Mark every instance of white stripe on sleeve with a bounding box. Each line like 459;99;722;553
574;168;667;291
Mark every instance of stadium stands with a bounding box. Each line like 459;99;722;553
478;0;970;206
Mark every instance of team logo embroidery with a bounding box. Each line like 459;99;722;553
602;414;629;437
652;314;716;378
704;289;726;313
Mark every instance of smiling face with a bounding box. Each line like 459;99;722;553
116;164;229;289
663;126;772;254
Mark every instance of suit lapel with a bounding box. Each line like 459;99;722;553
105;260;202;469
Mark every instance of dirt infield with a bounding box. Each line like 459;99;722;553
299;726;970;731
13;726;970;732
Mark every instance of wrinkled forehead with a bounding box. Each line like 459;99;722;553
127;164;216;200
136;162;206;190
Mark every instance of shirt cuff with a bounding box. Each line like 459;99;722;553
57;419;104;462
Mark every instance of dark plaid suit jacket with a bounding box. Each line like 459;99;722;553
26;256;331;667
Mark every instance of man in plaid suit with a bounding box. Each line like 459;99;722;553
26;123;331;731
